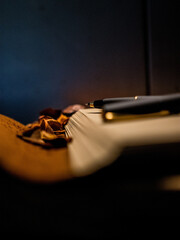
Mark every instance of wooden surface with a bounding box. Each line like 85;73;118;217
0;113;180;190
0;114;73;182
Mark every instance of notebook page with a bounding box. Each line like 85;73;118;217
81;109;180;147
65;110;122;176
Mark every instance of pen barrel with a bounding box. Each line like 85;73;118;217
94;96;161;108
103;93;180;114
94;99;130;108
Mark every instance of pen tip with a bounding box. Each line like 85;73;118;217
85;102;94;108
89;102;94;108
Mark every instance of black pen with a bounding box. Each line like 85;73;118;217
85;96;161;108
103;92;180;118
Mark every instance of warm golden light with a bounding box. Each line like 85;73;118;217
89;102;94;108
134;96;138;100
105;112;114;120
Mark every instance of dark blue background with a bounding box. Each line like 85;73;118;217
0;0;146;123
1;0;180;124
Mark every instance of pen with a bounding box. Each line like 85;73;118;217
85;96;161;108
103;92;180;117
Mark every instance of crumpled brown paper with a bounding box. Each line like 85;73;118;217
18;104;85;148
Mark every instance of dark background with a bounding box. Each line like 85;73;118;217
1;0;180;124
1;0;180;237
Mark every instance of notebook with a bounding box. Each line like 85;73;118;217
65;108;180;177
